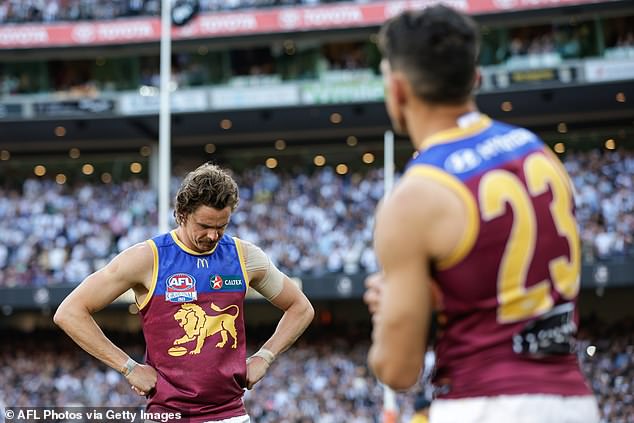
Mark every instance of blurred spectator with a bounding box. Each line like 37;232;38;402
321;42;370;71
616;32;634;48
603;16;634;59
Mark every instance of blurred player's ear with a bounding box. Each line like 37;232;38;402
390;73;409;107
390;73;412;135
473;68;482;91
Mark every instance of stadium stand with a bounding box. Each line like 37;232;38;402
578;317;634;423
0;16;630;96
0;0;382;23
1;0;633;422
567;150;634;261
1;318;631;423
1;149;633;288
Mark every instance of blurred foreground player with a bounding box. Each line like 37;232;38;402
364;6;599;423
55;163;314;423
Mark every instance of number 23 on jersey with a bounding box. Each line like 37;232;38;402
478;152;580;324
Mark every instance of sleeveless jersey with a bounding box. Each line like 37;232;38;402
406;113;591;399
139;231;250;421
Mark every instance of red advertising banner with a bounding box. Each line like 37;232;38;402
0;0;612;49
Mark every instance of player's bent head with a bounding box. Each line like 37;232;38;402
174;163;240;225
379;5;480;105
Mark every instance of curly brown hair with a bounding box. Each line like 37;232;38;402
174;163;239;226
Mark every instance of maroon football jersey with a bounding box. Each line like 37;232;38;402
407;115;592;398
139;232;249;421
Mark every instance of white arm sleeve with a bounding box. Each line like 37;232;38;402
240;240;285;301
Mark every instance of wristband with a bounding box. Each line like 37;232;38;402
120;357;138;377
251;348;276;366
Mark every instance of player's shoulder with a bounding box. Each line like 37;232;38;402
121;241;154;263
122;241;154;258
217;233;250;252
404;167;462;210
379;165;473;258
229;235;249;249
231;237;267;262
379;170;457;233
105;241;154;280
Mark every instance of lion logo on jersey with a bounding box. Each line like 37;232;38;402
168;303;239;356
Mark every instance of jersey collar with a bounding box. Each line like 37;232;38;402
418;113;492;152
170;230;219;255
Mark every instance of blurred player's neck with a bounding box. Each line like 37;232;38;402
406;98;478;151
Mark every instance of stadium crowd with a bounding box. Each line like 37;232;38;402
578;317;634;423
0;149;633;288
1;318;632;422
566;150;634;262
0;0;379;23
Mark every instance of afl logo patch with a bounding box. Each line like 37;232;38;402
166;273;197;302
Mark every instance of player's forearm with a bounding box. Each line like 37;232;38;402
261;298;314;356
369;329;423;391
369;298;428;390
53;303;130;373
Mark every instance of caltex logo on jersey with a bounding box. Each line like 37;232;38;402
210;275;244;292
166;273;197;302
